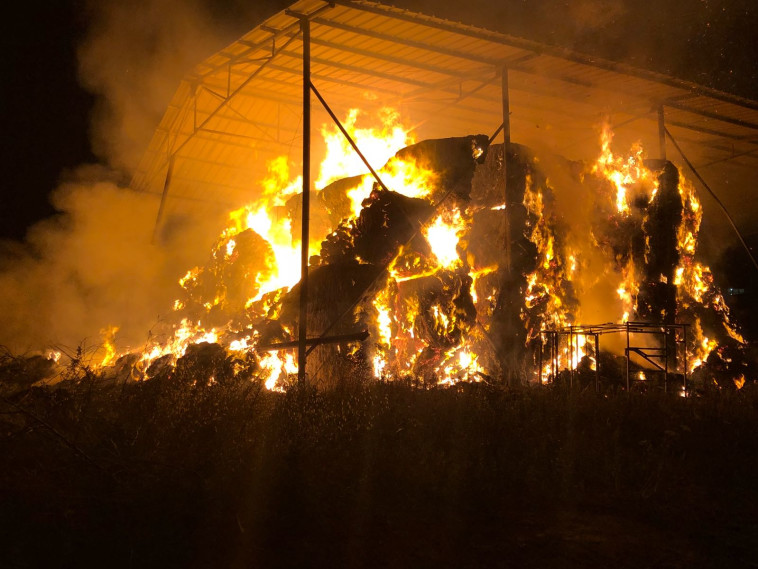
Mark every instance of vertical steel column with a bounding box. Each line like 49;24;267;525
501;65;512;274
569;326;574;389
538;333;543;385
658;105;666;162
594;333;600;393
152;154;175;244
682;325;688;397
297;17;311;385
663;327;669;393
625;322;631;391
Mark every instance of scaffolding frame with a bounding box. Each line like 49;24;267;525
539;322;689;394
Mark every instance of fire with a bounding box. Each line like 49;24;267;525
342;153;438;218
436;347;484;385
316;108;411;189
424;210;465;269
689;318;718;372
534;123;746;386
521;172;575;338
258;351;298;391
46;350;62;363
314;107;438;218
617;263;639;321
593;124;658;215
88;109;747;393
99;325;120;367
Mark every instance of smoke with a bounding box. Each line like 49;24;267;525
397;0;757;98
79;0;234;174
1;176;159;353
2;0;754;359
0;0;284;356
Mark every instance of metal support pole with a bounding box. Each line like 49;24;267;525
298;17;311;385
658;105;666;162
310;82;391;194
594;333;600;393
663;327;669;393
553;332;558;384
625;322;630;391
569;326;574;389
682;325;688;396
152;154;175;244
501;65;512;274
538;333;543;385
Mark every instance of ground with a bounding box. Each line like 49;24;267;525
1;377;757;568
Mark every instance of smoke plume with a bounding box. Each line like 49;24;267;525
0;0;283;356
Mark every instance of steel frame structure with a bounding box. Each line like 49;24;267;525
539;322;689;394
134;0;758;384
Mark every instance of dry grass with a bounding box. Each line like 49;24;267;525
1;366;757;568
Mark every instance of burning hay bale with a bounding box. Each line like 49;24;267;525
391;135;490;201
352;188;435;266
395;269;477;379
173;342;253;387
0;352;57;394
319;174;365;225
69;110;752;392
285;190;332;244
468;143;578;380
316;134;489;229
637;161;682;324
284;134;494;384
178;228;274;326
279;261;382;337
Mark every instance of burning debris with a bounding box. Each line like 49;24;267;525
27;110;751;393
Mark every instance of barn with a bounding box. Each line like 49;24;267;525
132;0;758;387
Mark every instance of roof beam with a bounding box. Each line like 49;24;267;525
665;101;758;133
279;48;432;88
666;119;758;146
195;26;297;79
697;147;758;169
266;61;406;96
287;31;497;83
311;16;501;67
311;15;655;111
195;2;336;79
330;0;758;114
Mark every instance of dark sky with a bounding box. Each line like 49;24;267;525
0;1;95;241
1;0;756;242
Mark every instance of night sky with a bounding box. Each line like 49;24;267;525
1;1;95;241
1;0;757;242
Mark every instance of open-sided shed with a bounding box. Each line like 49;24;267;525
128;0;758;384
134;0;758;248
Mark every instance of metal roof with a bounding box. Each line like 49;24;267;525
133;0;758;240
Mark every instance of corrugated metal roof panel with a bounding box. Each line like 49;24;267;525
133;0;758;235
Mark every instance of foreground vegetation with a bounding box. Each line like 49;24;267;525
1;369;757;568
